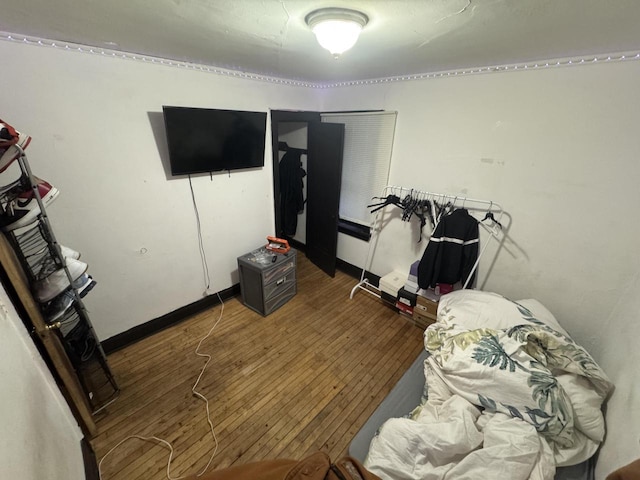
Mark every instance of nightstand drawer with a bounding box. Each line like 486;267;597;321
264;272;296;301
263;258;295;284
264;283;296;315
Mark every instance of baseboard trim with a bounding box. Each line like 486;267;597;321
336;258;380;286
287;238;305;252
336;258;362;280
268;242;368;282
102;258;371;354
102;284;240;354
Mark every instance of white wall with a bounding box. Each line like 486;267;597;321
0;285;84;480
322;61;640;477
325;61;640;348
0;40;321;340
593;271;640;477
2;38;639;476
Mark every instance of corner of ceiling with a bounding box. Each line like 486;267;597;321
2;30;640;91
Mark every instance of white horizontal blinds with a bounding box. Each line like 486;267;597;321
321;111;397;226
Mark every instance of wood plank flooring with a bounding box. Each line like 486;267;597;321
91;255;425;479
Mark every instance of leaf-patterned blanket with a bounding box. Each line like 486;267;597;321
365;290;613;480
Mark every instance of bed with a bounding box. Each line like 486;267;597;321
349;290;612;480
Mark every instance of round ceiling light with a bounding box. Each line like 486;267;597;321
305;7;369;57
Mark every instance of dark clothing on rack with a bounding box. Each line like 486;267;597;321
417;208;479;289
279;150;306;236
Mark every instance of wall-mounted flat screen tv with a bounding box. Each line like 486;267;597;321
162;106;267;175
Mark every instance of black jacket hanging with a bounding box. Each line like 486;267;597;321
417;208;479;289
279;150;306;236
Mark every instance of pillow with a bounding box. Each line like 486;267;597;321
436;290;568;335
516;298;569;336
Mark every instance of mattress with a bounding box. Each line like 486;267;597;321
349;350;596;480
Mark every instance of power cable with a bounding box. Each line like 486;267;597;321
99;176;223;479
188;174;211;293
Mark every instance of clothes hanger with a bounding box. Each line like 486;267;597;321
278;141;289;152
367;194;402;213
401;190;416;221
413;198;433;243
429;193;438;227
433;195;445;220
420;198;434;228
278;141;308;155
368;194;400;207
442;196;457;215
481;201;503;229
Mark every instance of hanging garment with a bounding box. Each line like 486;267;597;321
279;150;306;236
417;208;479;289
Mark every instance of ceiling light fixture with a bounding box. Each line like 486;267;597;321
305;7;368;57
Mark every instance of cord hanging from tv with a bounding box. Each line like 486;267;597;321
162;106;267;176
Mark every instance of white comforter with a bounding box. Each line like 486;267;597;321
365;291;613;480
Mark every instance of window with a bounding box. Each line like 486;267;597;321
321;111;397;240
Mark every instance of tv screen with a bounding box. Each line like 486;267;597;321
162;106;267;175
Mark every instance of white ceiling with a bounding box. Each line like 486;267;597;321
2;0;640;83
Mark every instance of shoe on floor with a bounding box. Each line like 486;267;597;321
0;120;31;173
0;178;59;231
33;258;88;303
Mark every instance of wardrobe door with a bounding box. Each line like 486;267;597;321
306;121;344;277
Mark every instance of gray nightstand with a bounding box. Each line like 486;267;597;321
237;248;297;316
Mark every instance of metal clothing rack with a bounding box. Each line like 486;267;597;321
350;185;504;300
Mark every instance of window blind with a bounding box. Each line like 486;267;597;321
321;111;397;226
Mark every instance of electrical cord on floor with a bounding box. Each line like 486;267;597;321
99;175;220;478
98;293;224;480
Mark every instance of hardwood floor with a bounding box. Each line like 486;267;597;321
92;255;425;479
